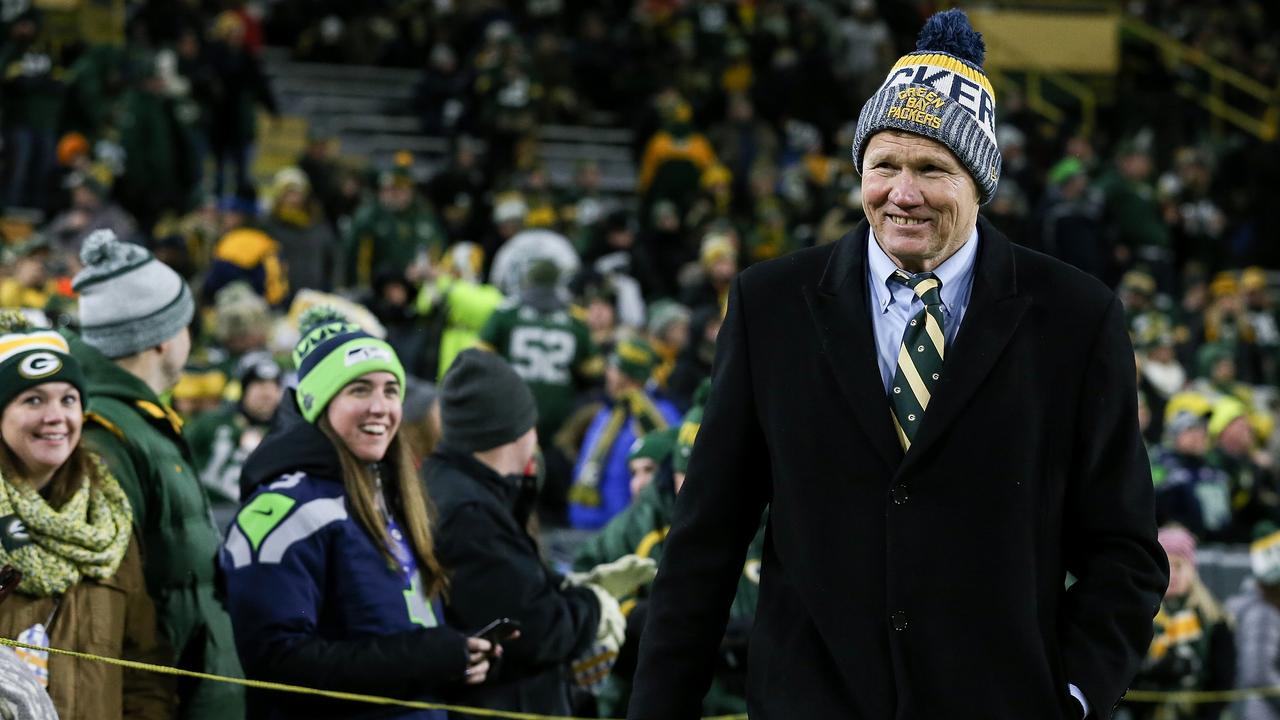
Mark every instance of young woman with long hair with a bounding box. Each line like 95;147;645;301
220;308;496;719
0;312;172;719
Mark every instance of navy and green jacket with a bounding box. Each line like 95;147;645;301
220;419;469;719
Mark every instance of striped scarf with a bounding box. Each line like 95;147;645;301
0;456;132;597
569;389;668;508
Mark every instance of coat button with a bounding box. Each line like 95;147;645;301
891;484;910;505
892;611;909;631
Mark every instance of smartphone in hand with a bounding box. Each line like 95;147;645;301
472;618;522;646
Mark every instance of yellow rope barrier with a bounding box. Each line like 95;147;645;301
16;634;1271;711
1125;686;1280;703
0;637;748;720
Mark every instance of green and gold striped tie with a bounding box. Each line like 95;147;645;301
888;270;945;451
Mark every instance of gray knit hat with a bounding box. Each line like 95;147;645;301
72;229;195;358
440;349;537;453
851;9;1001;203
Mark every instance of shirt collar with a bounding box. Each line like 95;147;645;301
867;225;980;312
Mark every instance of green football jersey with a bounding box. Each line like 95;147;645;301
480;302;598;437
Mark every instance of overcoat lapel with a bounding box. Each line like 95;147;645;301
898;216;1031;475
804;220;903;473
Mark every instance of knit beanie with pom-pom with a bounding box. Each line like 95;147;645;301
851;9;1002;203
293;306;406;424
71;229;194;359
0;310;86;411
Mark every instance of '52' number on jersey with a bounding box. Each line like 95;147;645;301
510;326;576;384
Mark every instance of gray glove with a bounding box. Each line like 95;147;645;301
564;554;659;599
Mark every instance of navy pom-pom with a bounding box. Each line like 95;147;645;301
915;8;985;68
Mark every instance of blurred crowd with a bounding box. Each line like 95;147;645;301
1;0;1280;719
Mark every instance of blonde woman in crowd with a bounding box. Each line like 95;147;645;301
0;311;173;719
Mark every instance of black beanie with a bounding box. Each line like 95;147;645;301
440;349;538;452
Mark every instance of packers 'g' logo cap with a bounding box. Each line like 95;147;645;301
18;352;62;379
0;315;86;411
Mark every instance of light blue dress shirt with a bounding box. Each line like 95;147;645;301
866;226;979;393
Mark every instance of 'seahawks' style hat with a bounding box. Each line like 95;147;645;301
851;9;1002;203
293;307;405;424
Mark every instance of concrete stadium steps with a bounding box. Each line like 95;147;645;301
260;48;638;196
537;129;636;193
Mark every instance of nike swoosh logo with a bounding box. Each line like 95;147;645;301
253;508;276;517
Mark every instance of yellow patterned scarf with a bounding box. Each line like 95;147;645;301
569;389;669;507
0;457;132;597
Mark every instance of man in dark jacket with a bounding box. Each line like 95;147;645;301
426;350;653;715
70;230;244;719
629;10;1167;720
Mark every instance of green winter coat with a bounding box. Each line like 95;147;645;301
1098;169;1170;252
119;87;193;208
68;334;246;720
573;474;762;715
62;44;121;140
343;198;445;288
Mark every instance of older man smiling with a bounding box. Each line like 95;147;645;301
629;9;1168;720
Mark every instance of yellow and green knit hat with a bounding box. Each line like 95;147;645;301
609;338;658;384
0;311;86;411
293;307;405;424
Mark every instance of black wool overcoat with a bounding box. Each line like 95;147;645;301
628;217;1169;720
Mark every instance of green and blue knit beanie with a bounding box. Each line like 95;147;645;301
293;306;405;424
0;311;86;411
851;9;1001;203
